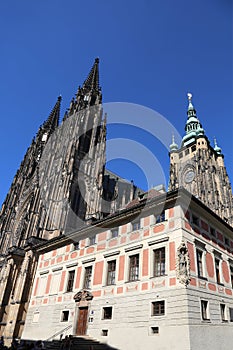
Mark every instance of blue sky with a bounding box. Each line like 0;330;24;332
0;0;232;206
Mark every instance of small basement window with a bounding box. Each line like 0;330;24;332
102;329;108;336
151;326;159;334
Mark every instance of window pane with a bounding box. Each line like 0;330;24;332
66;270;75;292
129;254;139;281
196;249;203;277
107;260;116;285
154;247;165;277
84;266;92;289
152;301;165;316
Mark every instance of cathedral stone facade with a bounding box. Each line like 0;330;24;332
0;59;233;350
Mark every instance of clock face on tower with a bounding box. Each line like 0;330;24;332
183;167;195;184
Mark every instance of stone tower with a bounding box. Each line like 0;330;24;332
169;93;233;225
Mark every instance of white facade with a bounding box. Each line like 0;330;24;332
22;190;233;350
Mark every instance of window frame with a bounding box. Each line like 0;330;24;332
153;247;166;277
106;260;116;286
102;306;113;320
61;310;69;322
110;227;119;239
201;300;210;321
151;300;165;317
128;254;140;282
132;219;141;231
66;270;75;293
220;303;227;322
196;248;204;278
155;211;165;224
215;258;221;284
83;266;93;289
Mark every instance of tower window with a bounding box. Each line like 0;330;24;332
191;145;196;152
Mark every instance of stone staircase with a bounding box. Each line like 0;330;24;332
43;336;119;350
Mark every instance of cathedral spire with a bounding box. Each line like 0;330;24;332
73;58;102;112
41;96;61;134
182;93;204;146
82;57;100;93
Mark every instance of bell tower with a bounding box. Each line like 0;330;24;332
169;93;233;225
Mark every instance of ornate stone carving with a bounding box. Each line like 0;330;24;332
176;241;190;286
73;289;93;302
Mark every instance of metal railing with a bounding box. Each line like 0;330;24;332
46;324;72;341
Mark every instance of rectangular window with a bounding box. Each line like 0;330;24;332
215;258;220;284
152;300;165;316
106;260;116;285
155;211;165;224
38;275;47;296
129;254;139;281
220;304;227;322
201;300;209;320
61;310;69;322
196;249;204;277
89;235;96;246
103;307;112;320
83;266;92;289
32;312;40;323
50;273;61;295
192;215;199;226
132;220;140;231
210;227;216;237
101;330;108;336
230;266;233;288
154;247;165;277
110;228;119;238
151;326;159;334
66;270;75;292
229;308;233;322
224;237;230;246
73;242;80;250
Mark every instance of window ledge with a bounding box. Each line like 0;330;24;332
198;276;208;281
150;275;167;279
125;279;140;284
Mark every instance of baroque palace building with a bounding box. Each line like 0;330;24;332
0;59;233;350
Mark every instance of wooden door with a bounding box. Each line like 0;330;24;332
76;307;88;335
